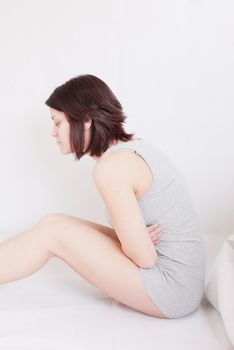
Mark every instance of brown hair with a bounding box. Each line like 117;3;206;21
45;74;135;160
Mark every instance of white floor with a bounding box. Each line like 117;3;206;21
0;232;233;350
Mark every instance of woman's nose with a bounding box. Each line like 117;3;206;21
51;129;57;137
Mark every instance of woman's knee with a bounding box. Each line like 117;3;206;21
36;213;65;227
34;212;76;240
34;213;83;258
32;213;66;244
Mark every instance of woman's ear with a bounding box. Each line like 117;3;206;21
84;117;92;130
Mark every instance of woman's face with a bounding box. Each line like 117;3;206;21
50;108;72;154
50;107;92;155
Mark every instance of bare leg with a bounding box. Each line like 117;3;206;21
0;213;167;317
0;223;54;284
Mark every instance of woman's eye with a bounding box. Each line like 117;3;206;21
55;123;60;126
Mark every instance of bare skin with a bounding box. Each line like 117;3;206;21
0;214;165;318
0;109;166;318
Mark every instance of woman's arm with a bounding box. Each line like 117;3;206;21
93;160;158;268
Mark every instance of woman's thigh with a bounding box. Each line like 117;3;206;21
74;217;120;242
36;213;168;318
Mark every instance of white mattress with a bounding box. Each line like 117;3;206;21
0;232;233;350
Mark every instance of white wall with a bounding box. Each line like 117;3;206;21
0;0;233;239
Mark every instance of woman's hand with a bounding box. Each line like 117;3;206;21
147;224;162;245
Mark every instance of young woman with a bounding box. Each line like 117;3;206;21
1;74;205;319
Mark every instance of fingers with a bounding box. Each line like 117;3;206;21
147;223;160;233
150;233;161;245
147;224;162;245
150;232;161;242
149;227;160;235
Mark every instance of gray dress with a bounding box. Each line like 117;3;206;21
104;138;206;318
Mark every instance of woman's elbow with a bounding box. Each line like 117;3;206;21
124;246;158;268
142;250;158;268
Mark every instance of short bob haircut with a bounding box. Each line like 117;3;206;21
45;74;135;161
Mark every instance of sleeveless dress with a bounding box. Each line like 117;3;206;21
104;138;206;319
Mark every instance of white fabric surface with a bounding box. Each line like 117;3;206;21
0;234;233;350
205;234;234;346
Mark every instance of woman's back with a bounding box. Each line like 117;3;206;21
104;138;206;318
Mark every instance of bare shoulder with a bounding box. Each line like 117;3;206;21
92;151;139;191
93;148;154;199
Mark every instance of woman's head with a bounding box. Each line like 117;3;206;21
45;74;135;160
